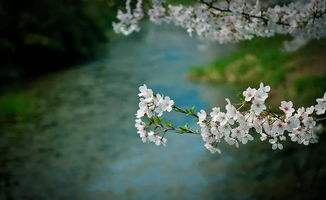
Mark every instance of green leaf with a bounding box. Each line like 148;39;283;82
185;106;196;115
176;128;184;134
153;117;163;124
191;106;195;113
165;121;174;128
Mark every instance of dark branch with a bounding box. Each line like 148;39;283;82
198;0;290;26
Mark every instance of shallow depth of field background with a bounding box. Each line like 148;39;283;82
0;0;325;200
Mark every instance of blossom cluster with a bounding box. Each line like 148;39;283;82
197;83;324;153
112;0;144;35
114;0;326;45
135;84;174;146
135;83;325;154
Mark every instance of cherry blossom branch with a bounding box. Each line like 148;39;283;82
135;83;326;154
198;0;274;25
199;0;232;13
113;0;326;44
197;0;325;27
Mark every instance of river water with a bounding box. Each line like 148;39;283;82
1;24;325;200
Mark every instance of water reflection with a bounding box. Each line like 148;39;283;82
1;23;325;200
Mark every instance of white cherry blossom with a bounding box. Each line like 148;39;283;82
259;82;271;93
269;138;283;150
303;117;316;128
225;98;237;119
162;96;174;112
243;87;256;102
216;112;228;126
272;120;286;135
289;127;302;142
147;131;157;142
138;84;153;100
218;124;232;137
285;116;300;132
231;127;245;140
210;107;221;122
155;136;167;146
254;88;268;102
224;136;239;148
280;101;295;117
241;134;254;144
263;121;272;135
204;143;221;154
251;99;266;115
260;133;268;141
315;92;326;115
198;109;207;124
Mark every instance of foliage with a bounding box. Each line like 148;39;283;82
0;0;125;77
294;76;326;105
189;36;293;86
0;93;40;121
189;36;326;106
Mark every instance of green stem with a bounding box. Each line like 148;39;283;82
173;105;198;118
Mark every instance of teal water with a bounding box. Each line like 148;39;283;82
1;23;325;200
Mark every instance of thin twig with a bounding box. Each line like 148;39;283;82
316;117;326;122
198;0;290;26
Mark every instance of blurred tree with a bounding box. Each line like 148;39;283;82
0;0;124;78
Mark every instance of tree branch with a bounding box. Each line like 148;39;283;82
198;0;290;26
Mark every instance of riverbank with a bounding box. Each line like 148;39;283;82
1;22;326;200
0;23;234;200
188;36;326;107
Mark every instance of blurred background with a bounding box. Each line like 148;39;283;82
0;0;325;199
